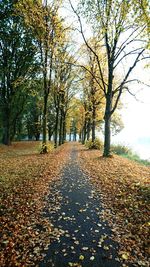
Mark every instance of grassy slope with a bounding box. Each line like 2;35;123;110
121;153;150;166
110;144;150;166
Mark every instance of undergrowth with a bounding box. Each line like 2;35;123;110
111;144;150;166
85;138;103;150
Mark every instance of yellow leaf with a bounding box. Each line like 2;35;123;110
121;252;129;260
79;255;84;260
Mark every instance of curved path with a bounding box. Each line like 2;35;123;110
40;144;121;267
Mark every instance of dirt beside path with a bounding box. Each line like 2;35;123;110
40;144;121;267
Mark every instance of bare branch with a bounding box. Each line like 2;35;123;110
125;87;141;101
115;26;146;60
64;61;107;92
138;56;150;62
113;79;140;94
69;0;107;94
114;47;145;69
111;48;145;114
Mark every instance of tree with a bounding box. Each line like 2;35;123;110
47;96;56;141
53;46;78;147
0;0;37;145
70;0;149;156
24;87;43;141
66;97;85;142
17;0;64;152
80;40;105;143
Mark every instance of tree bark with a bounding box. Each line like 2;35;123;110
62;113;66;143
79;131;82;142
48;126;53;141
2;108;11;145
59;110;63;146
82;120;87;144
73;127;77;141
41;1;50;153
2;124;11;145
103;56;113;157
103;94;112;157
54;107;59;148
42;91;48;153
69;129;72;141
92;106;96;142
87;118;91;141
35;133;40;141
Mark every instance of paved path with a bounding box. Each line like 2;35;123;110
40;145;121;267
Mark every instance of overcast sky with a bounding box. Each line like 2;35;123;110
112;66;150;159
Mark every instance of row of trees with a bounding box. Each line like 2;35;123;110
0;0;149;156
69;0;149;156
0;0;78;150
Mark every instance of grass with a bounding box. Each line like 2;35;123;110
121;153;150;166
111;144;150;166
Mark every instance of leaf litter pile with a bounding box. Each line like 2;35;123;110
0;142;70;266
78;146;150;266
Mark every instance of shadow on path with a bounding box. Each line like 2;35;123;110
40;145;121;267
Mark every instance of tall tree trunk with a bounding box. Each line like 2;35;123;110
2;124;11;145
42;92;48;153
82;120;87;144
81;129;84;143
103;94;112;157
73;127;77;141
103;51;114;156
48;126;53;141
35;133;40;141
41;1;50;153
62;113;66;143
92;106;96;142
2;108;11;145
54;108;59;148
59;110;63;146
87;118;91;141
69;129;71;141
79;131;82;142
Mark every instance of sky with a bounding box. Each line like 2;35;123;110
112;66;150;160
112;94;150;160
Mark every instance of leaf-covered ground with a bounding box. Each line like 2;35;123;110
78;145;150;266
0;142;149;267
0;141;70;266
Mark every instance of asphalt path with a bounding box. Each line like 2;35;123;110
40;145;121;267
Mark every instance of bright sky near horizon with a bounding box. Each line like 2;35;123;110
112;66;150;160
